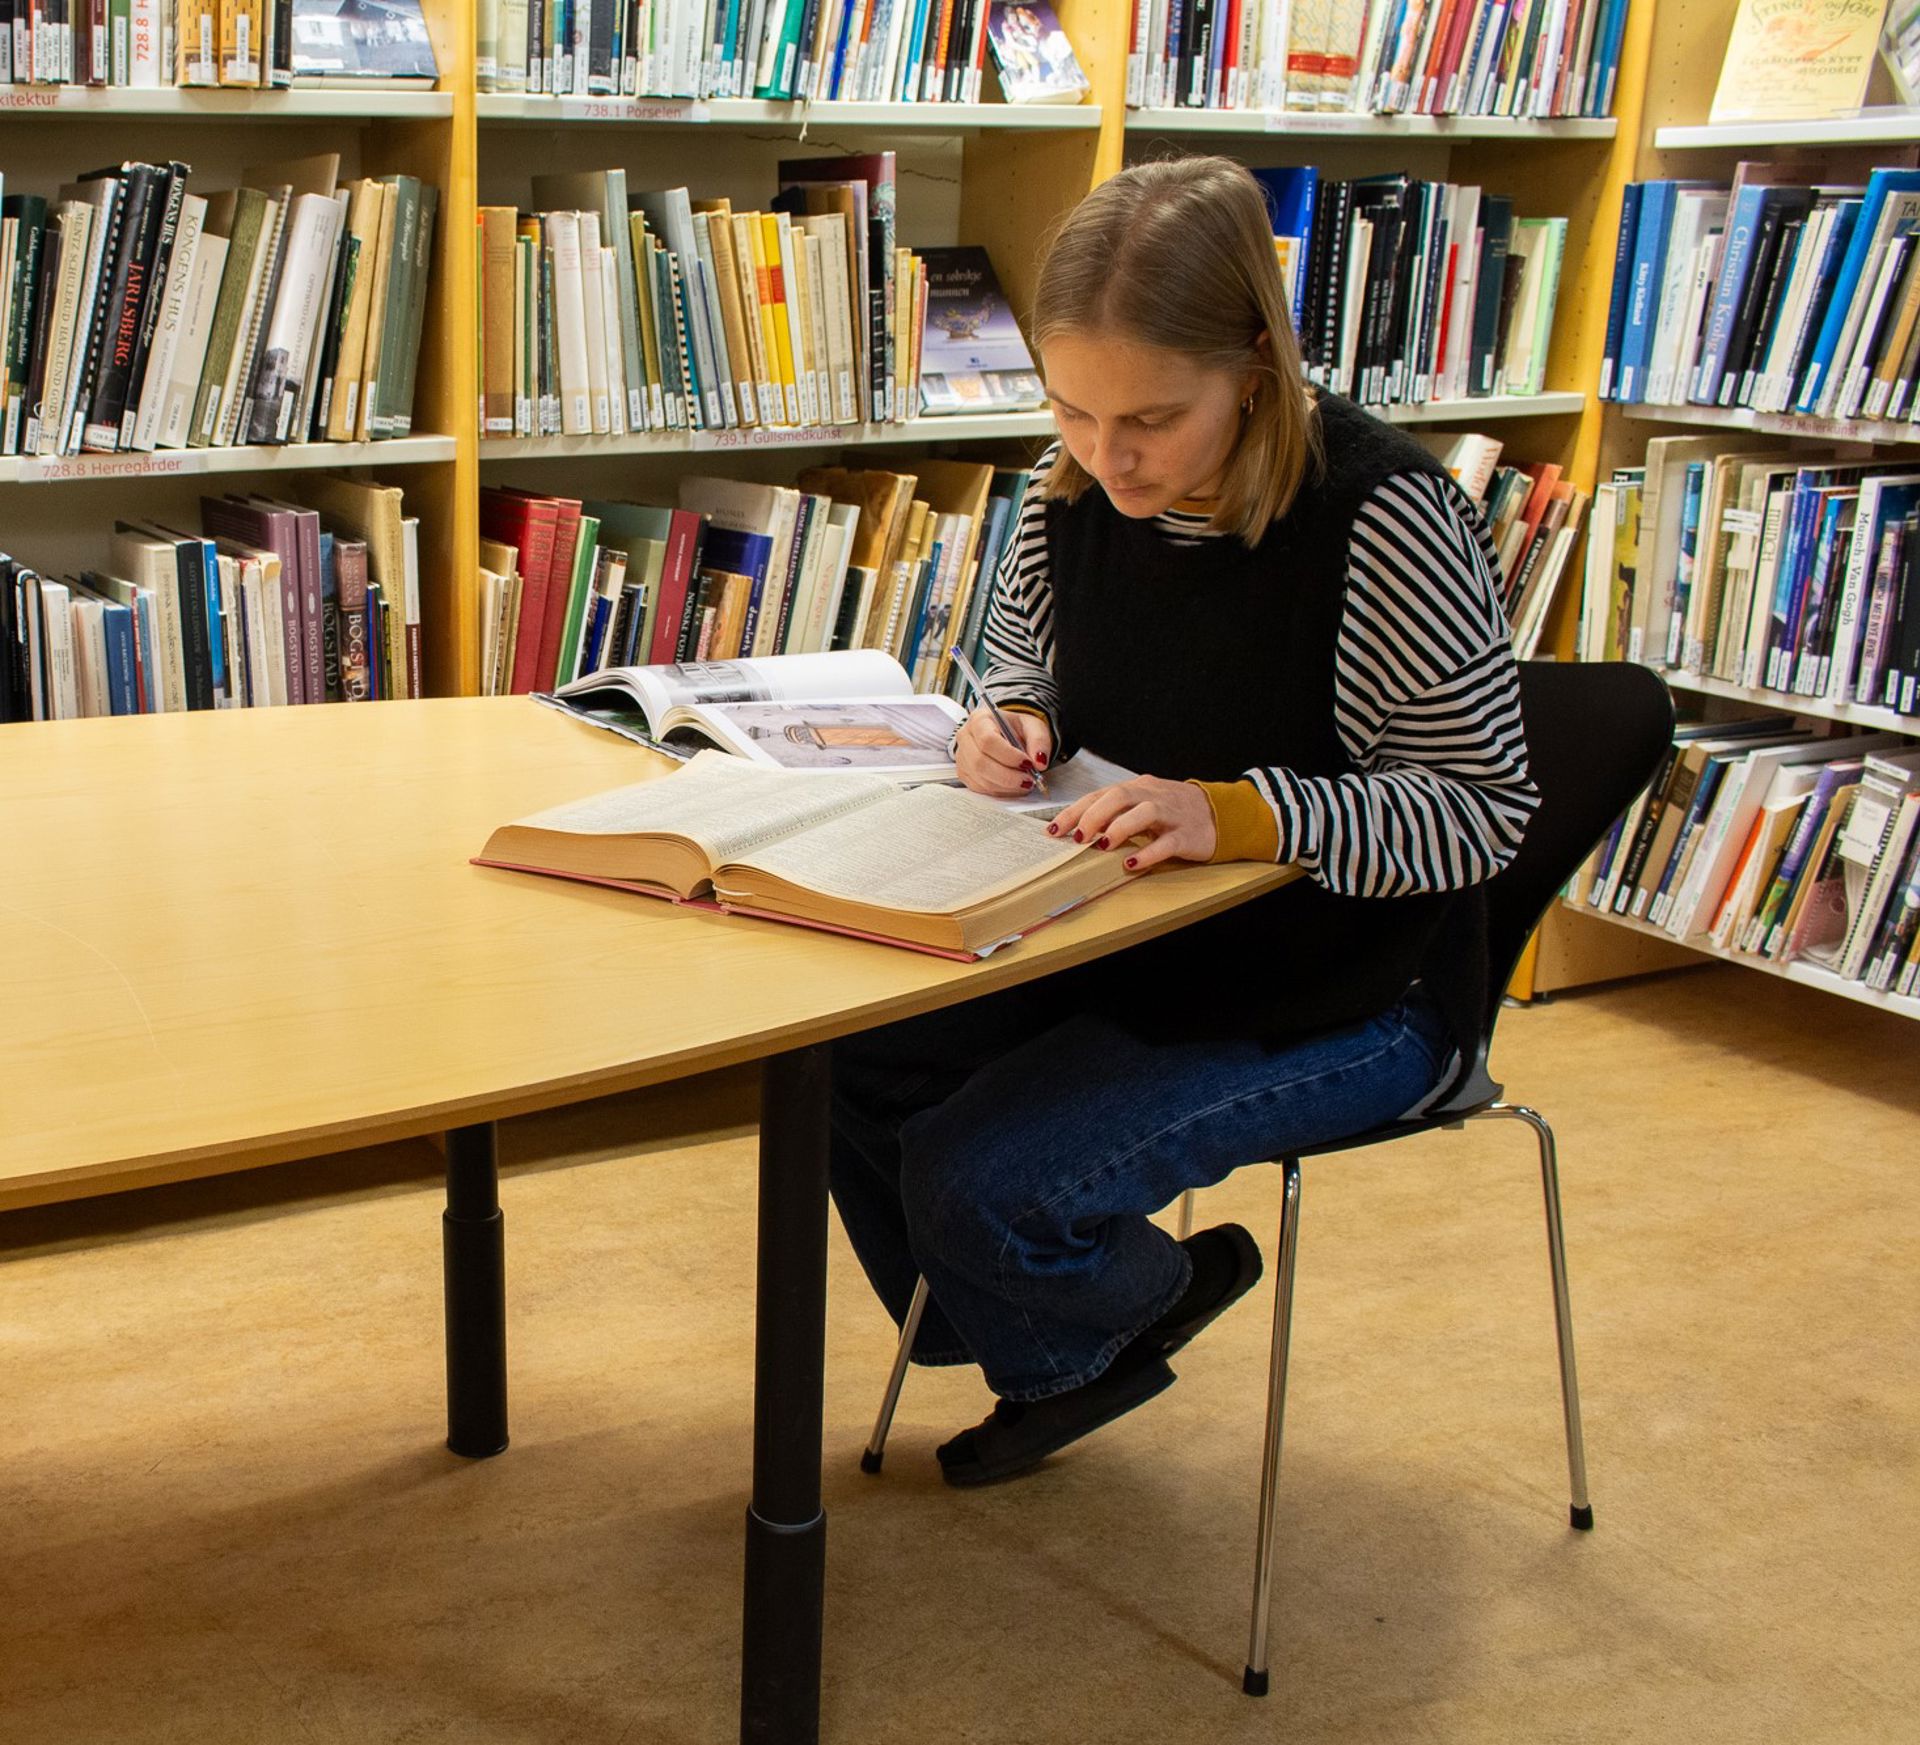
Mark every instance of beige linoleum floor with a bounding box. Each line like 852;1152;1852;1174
3;964;1915;1745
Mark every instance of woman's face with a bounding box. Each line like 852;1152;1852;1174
1043;332;1254;519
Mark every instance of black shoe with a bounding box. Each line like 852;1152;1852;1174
935;1357;1179;1488
1140;1222;1264;1358
933;1224;1263;1488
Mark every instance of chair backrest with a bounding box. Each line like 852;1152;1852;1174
1437;660;1674;1112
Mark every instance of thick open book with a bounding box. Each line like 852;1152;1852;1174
475;751;1137;958
537;649;969;779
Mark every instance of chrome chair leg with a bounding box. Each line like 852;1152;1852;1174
1243;1157;1302;1698
1474;1104;1592;1529
861;1276;930;1474
1174;1188;1196;1241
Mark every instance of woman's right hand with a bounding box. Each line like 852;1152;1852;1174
955;706;1054;798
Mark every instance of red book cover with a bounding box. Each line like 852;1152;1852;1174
1416;0;1463;109
534;495;585;691
647;508;707;664
1432;0;1484;113
481;488;560;694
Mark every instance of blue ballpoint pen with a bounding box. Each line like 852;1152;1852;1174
947;645;1047;796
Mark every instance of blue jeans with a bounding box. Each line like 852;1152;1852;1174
829;974;1453;1401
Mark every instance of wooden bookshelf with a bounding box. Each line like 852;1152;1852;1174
0;0;475;698
475;95;1104;129
1655;112;1920;150
1560;901;1920;1021
0;88;453;118
1620;401;1920;447
1662;673;1918;737
0;439;457;485
1545;0;1920;1013
1130;111;1618;141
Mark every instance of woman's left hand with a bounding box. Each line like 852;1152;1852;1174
1046;776;1217;872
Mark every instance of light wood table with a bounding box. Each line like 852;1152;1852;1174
2;697;1286;1743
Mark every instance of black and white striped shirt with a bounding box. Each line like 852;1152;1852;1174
981;446;1538;898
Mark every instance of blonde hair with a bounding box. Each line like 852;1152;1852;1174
1032;156;1321;545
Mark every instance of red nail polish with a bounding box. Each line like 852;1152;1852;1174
1022;779;1034;791
1046;822;1058;835
1037;753;1049;767
1094;836;1109;850
1125;857;1138;871
1022;762;1035;775
1072;830;1083;842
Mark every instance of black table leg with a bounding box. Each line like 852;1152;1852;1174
742;1044;832;1745
444;1121;508;1459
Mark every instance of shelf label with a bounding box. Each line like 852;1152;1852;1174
571;98;712;122
1266;110;1365;132
1;88;61;108
691;422;871;450
16;451;191;482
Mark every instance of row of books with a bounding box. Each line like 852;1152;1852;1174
473;0;1083;103
477;459;1028;704
1;154;437;459
477;159;1041;439
1258;166;1566;407
1;0;438;87
1419;430;1589;658
1126;0;1631;118
1601;165;1920;428
0;474;422;723
1582;441;1920;719
1574;722;1920;999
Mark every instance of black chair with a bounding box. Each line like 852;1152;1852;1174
857;660;1675;1694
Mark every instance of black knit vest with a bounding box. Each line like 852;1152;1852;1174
1043;393;1491;1056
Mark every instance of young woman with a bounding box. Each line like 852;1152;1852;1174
830;156;1537;1486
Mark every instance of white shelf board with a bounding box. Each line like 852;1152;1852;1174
1619;400;1920;448
0;86;451;119
1369;393;1587;423
0;436;456;485
1661;670;1919;737
1566;901;1920;1023
480;413;1054;461
1129;107;1616;140
1656;113;1920;150
476;95;1101;130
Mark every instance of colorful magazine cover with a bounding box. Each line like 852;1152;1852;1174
917;248;1046;416
985;2;1091;105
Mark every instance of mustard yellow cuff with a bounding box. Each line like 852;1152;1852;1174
1190;779;1281;864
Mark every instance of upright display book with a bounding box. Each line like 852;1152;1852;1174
291;0;440;85
475;751;1140;958
986;2;1092;104
916;249;1045;416
1708;0;1884;124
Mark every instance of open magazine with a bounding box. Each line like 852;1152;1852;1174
535;648;1137;810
